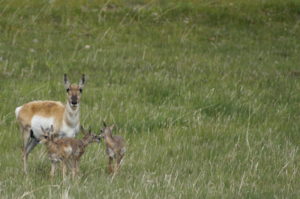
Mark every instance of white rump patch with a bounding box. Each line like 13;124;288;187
31;116;55;139
15;106;22;118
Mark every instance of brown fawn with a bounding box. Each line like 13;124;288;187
99;122;126;174
40;125;100;179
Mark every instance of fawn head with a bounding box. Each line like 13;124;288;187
80;126;101;144
39;125;57;144
99;121;115;139
64;74;85;109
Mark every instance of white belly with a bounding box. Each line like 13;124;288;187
59;122;79;138
31;116;79;139
31;116;55;139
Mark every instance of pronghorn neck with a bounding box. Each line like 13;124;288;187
81;138;91;147
104;135;115;148
45;140;57;151
106;132;113;140
64;101;80;128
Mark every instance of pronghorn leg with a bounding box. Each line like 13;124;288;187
22;127;32;173
25;134;39;154
22;128;30;174
108;157;114;174
23;129;39;174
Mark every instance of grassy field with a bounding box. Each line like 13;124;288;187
1;0;300;198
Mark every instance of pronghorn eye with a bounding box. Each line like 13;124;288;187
66;88;70;92
79;88;83;93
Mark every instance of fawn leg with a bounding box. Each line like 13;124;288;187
75;160;79;176
108;157;114;174
116;154;124;172
62;161;67;180
71;160;77;179
50;161;56;178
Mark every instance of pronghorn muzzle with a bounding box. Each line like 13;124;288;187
71;95;78;105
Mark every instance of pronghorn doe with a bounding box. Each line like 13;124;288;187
100;122;125;174
40;125;100;179
15;74;85;174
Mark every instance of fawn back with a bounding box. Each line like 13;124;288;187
40;125;100;160
99;123;125;155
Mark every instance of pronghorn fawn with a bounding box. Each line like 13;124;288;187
100;122;126;174
40;125;100;179
15;74;85;174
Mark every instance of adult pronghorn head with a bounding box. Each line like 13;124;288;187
64;74;85;109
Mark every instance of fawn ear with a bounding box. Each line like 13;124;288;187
41;126;45;133
88;126;92;134
50;133;59;140
109;124;115;131
40;126;49;137
80;125;86;135
103;121;107;127
50;125;54;132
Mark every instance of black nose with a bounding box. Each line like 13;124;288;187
71;96;78;105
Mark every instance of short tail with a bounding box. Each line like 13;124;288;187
15;106;22;118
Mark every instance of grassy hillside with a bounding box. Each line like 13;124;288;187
1;0;300;198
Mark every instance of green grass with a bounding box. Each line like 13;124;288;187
1;0;300;198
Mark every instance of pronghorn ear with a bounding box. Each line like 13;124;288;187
80;125;85;134
64;74;70;91
109;124;115;131
103;121;107;127
79;74;85;90
88;126;92;134
41;126;45;133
